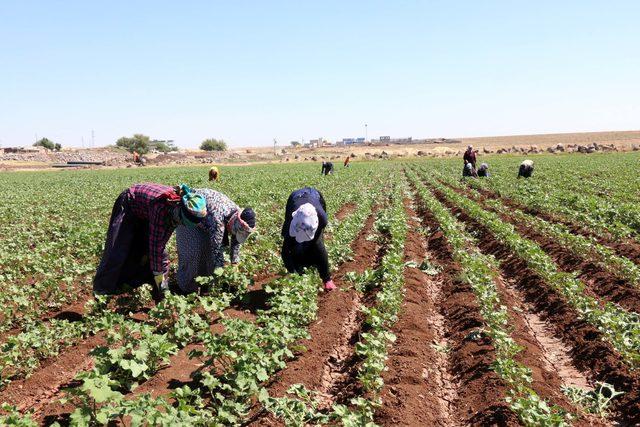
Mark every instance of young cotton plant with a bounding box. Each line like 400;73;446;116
90;319;177;391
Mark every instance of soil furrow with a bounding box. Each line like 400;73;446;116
375;198;456;426
471;185;640;265
1;334;106;415
409;184;519;426
429;185;640;424
446;181;640;314
36;275;273;424
250;209;382;426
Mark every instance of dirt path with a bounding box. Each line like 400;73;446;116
409;186;519;426
375;198;456;426
249;209;382;426
446;181;640;314
1;334;106;415
430;186;640;424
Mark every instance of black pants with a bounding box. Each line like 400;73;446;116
281;235;331;282
93;190;163;295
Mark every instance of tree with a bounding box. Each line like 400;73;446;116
116;134;151;154
152;140;179;153
200;138;227;151
54;143;62;151
34;137;55;150
290;141;301;147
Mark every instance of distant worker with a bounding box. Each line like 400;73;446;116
321;161;334;175
463;162;478;178
477;163;490;177
133;151;140;163
209;166;220;182
518;159;534;178
175;189;255;294
344;156;350;167
463;145;478;169
281;187;335;291
93;184;207;302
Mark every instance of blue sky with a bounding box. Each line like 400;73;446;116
1;1;639;148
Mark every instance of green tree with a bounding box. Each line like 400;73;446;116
152;140;179;153
34;137;55;150
200;138;227;151
54;143;62;151
290;141;301;147
116;134;151;154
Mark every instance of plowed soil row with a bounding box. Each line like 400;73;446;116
375;198;456;426
407;184;519;426
429;185;640;424
4;201;360;423
445;181;640;314
471;185;640;264
36;273;281;424
250;209;383;426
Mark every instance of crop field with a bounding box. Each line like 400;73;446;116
1;152;639;426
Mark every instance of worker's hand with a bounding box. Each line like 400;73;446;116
323;279;336;291
153;273;169;293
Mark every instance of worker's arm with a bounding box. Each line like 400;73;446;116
312;236;331;282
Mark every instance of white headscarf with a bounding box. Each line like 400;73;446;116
289;203;319;243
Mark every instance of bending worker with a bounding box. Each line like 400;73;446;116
281;187;336;291
209;166;220;182
93;183;207;301
175;189;256;294
518;159;534;178
478;163;490;177
321;161;334;175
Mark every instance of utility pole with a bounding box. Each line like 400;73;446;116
365;124;368;142
82;136;85;148
273;138;278;156
91;130;95;147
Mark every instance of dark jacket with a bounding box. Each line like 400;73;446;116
281;187;331;281
321;162;334;175
463;150;477;167
281;187;328;240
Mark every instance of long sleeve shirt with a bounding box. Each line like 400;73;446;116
281;188;330;281
281;187;328;241
463;150;477;167
197;189;241;267
127;183;180;273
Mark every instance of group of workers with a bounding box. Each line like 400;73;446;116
94;149;537;301
93;165;334;301
463;145;534;179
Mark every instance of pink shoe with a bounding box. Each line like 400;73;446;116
324;280;337;291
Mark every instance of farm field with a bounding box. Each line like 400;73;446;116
1;153;639;426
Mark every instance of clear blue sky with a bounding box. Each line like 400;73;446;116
1;1;638;148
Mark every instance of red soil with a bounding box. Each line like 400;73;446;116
409;187;519;426
250;209;381;426
432;187;640;424
473;186;640;265
375;199;455;426
447;181;640;314
334;202;357;221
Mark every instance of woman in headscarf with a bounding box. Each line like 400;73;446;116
321;161;334;175
477;163;490;177
281;187;335;291
209;166;219;182
518;159;534;178
175;189;256;294
93;183;207;301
